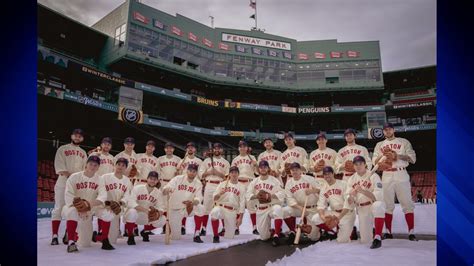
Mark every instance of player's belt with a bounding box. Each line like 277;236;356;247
258;204;273;210
134;179;147;183
306;205;318;209
358;201;372;207
316;175;324;178
208;180;221;184
218;204;235;211
238;178;250;183
161;178;171;182
384;167;406;172
334;209;343;213
344;173;355;176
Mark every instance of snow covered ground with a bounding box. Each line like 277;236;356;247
37;204;435;265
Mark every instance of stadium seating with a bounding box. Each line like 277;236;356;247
37;160;57;202
410;171;436;203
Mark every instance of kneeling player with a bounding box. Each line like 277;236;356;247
210;166;245;243
63;156;107;253
247;161;286;247
124;171;166;245
311;166;356;243
162;164;204;242
346;156;386;249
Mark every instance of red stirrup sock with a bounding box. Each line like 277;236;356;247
374;218;384;238
274;219;283;236
405;212;414;232
385;213;393;234
66;220;77;243
211;219;220;236
52;220;60;236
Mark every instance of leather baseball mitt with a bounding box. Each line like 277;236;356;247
378;158;393;171
299;224;313;234
73;197;91;212
324;215;339;229
183;200;194;215
148;206;160;222
284;163;292;176
344;160;355;172
257;190;271;204
383;147;398;161
128;164;138;178
269;169;278;177
106;200;122;215
314;159;325;172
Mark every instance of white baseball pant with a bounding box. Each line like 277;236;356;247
355;201;386;244
256;204;284;241
382;170;414;214
210;205;238;239
311;210;356;243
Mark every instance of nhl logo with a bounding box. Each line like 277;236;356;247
370;128;384;140
121;108;141;124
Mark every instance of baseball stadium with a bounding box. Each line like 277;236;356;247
37;1;436;265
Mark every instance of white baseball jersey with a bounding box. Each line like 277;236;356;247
157;154;180;181
213;181;246;213
97;172;132;204
114;150;138;176
246;175;286;205
177;156;203;174
345;172;383;208
279;146;309;172
317;179;350;211
372;137;416;168
136;153;159;181
231;154;257;180
127;184;164;211
198;156;230;182
285;174;321;208
163;174;203;210
54;143;87;175
309;147;337;176
89;152;115;177
64;171;101;206
258;149;282;173
335;144;372;175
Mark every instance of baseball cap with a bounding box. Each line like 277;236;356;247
238;140;248;147
290;162;301;169
383;123;394;129
124;137;135;144
322;166;334;174
283;132;294;140
262;137;273;142
213;143;223;149
258;160;270;168
187;164;198;171
229;166;240;173
344;128;356;136
148;171;159;179
116;157;129;167
72;128;84;136
352;155;366;164
316;133;327;141
146;140;156;146
101;137;112;144
164;142;174;148
87;155;101;165
186;142;196;148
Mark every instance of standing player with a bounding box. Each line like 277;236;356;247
309;133;337;182
162;164;204;242
345;156;386;249
198;143;230;236
247;161;286;247
93;158;133;250
210;166;246;243
51;128;87;245
157;142;181;186
114;137;138;178
257;137;283;184
312;166;356;243
63;155;107;252
282;162;321;244
135;140;159;186
231;140;258;235
176;142;203;235
335;129;372;181
372;123;417;241
124;171;166;245
279;133;309;185
88;137;115;177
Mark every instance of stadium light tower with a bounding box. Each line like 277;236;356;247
209;15;214;28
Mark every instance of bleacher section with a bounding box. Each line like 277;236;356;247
37;160;58;202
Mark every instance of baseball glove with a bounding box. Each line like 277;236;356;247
378;158;393;171
344;160;355;172
269;169;278;177
324;215;339;229
106;200;122;215
314;159;326;172
148;206;160;222
183;200;194;215
284;163;292;176
257;190;271;204
382;147;398;161
128;164;138;178
299;224;313;234
73;197;91;212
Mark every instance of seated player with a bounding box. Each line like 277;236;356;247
345;156;386;249
282;162;321;244
63;156;109;253
162;164;204;242
92;158;133;250
124;171;166;245
246;161;286;247
210;166;245;243
311;166;356;243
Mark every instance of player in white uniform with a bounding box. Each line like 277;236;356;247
372;123;417;241
92;157;133;250
311;166;356;243
135;140;159;186
257;137;283;185
62;156;106;252
124;171;166;245
231;140;258;235
279;133;308;186
51;128;87;245
157;142;181;186
345;156;386;249
198;143;230;236
247;161;286;247
162;164;204;242
176;142;203;235
309;133;337;182
335;129;372;181
282;162;321;244
114;137;138;178
210;166;246;243
88;137;115;177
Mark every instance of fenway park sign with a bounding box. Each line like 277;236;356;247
222;33;291;50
